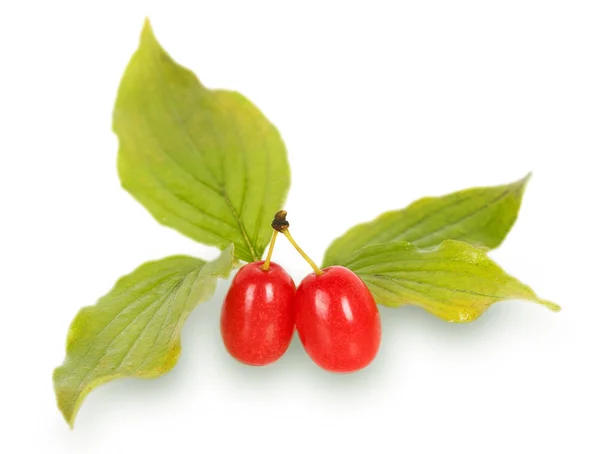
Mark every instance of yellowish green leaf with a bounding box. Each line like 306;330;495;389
53;245;234;427
114;19;290;262
341;240;559;322
323;174;531;267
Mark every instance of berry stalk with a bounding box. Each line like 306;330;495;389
261;230;278;271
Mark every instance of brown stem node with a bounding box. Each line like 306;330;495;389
271;210;290;233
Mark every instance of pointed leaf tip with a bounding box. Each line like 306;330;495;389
513;172;533;190
541;299;561;312
140;17;159;48
142;17;153;35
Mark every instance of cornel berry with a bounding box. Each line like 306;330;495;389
295;265;381;372
271;210;382;373
220;260;296;366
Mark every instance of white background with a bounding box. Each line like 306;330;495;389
1;1;599;453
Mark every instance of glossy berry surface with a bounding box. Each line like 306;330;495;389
295;266;381;373
220;261;296;366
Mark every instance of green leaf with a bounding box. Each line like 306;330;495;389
53;244;234;428
341;240;559;322
113;19;290;263
323;174;531;267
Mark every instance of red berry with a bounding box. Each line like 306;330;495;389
220;261;296;366
295;266;381;373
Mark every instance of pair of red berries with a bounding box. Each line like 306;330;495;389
220;212;381;373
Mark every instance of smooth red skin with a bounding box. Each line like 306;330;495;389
220;261;296;366
295;266;381;373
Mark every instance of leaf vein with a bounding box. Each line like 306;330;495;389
412;189;512;246
366;274;473;309
151;51;258;260
373;273;513;302
133;276;186;373
72;279;183;401
115;277;187;373
72;271;182;360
